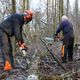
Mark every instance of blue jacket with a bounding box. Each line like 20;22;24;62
0;13;25;42
56;19;74;44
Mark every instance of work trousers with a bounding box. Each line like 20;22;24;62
0;29;14;68
62;37;74;61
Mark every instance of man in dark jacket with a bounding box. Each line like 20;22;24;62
55;15;74;63
0;10;33;71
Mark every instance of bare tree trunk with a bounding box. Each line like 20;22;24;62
23;0;30;44
58;0;64;36
22;0;29;12
59;0;63;24
25;0;29;9
11;0;16;53
66;0;69;17
75;0;79;43
46;0;49;36
61;0;63;17
52;0;57;34
22;0;25;12
59;0;61;24
11;0;16;13
53;0;56;34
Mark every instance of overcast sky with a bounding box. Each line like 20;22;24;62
30;0;80;10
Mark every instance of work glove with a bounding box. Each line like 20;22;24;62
19;43;27;51
18;42;28;56
53;33;60;41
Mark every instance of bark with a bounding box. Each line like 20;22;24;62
11;0;16;53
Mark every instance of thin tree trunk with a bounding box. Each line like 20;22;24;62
22;0;25;12
59;0;61;24
75;0;78;43
25;0;29;9
66;0;69;17
23;0;30;44
11;0;16;13
11;0;16;53
59;0;63;24
61;0;63;17
46;0;49;36
52;0;56;34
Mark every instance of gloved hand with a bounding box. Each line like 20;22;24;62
18;42;28;51
18;42;28;56
53;33;60;41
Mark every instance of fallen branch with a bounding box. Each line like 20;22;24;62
40;38;67;72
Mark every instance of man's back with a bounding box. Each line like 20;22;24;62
61;20;74;37
0;14;24;37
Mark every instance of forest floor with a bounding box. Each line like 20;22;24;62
0;38;80;80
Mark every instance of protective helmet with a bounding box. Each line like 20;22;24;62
61;15;68;21
24;10;33;22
